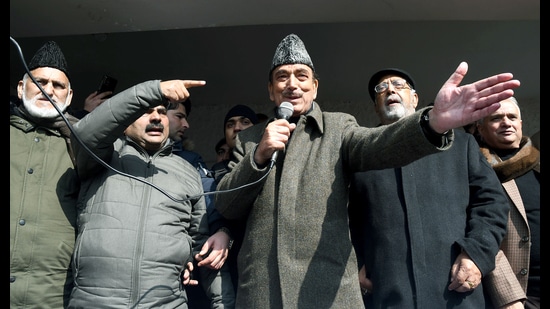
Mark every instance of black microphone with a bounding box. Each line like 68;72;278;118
270;102;294;164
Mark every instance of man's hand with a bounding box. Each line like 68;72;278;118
160;80;206;104
254;119;296;166
358;264;373;295
429;62;520;133
181;261;198;286
195;230;231;270
448;250;482;292
83;90;111;112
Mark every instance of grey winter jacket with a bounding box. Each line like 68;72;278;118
68;80;210;308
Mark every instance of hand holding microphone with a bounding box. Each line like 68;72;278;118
270;102;294;164
253;102;295;167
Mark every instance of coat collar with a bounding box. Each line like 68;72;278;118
301;101;324;135
479;136;540;182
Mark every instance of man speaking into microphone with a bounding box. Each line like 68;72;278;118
214;33;520;308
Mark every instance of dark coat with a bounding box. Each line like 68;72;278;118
348;130;509;308
215;102;453;308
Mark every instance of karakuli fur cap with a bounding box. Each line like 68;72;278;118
270;34;315;76
28;41;70;81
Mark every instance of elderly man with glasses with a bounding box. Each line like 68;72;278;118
348;68;510;308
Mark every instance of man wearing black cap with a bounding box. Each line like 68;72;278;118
167;98;236;308
10;41;80;308
214;33;519;308
223;104;259;148
215;138;231;163
348;68;510;308
210;104;259;298
367;68;418;124
211;104;259;182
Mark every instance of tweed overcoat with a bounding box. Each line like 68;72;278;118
348;130;509;308
215;102;453;308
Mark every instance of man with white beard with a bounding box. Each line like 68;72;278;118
10;40;80;308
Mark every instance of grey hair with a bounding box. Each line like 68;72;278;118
476;96;520;125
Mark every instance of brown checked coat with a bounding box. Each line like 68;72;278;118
481;137;540;307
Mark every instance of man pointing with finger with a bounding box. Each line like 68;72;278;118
67;79;214;308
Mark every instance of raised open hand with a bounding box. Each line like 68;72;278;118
429;62;520;133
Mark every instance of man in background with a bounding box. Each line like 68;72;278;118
210;104;259;297
167;99;235;308
211;104;259;183
214;137;231;164
477;97;540;309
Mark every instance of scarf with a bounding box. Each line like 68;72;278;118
12;103;80;167
479;137;540;183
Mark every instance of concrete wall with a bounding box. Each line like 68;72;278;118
10;21;540;168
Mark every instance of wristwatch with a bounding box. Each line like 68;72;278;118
421;109;448;135
216;227;234;250
420;109;449;147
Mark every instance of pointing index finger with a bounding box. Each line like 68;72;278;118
183;80;206;89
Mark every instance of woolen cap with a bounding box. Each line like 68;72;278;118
270;34;315;76
28;41;70;81
223;104;258;131
368;68;416;102
214;137;227;152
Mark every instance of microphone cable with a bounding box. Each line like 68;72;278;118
10;36;272;203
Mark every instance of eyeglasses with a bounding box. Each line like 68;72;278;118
374;79;411;94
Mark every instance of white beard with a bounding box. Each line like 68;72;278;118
383;104;407;122
22;89;69;119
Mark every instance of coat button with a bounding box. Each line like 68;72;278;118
19;219;26;225
520;268;528;276
27;168;33;174
10;276;16;283
521;236;530;242
34;137;40;142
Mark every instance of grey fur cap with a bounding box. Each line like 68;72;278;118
270;34;315;75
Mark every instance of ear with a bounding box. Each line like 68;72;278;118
17;80;24;100
312;79;319;100
268;82;275;102
65;88;74;106
411;90;419;109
